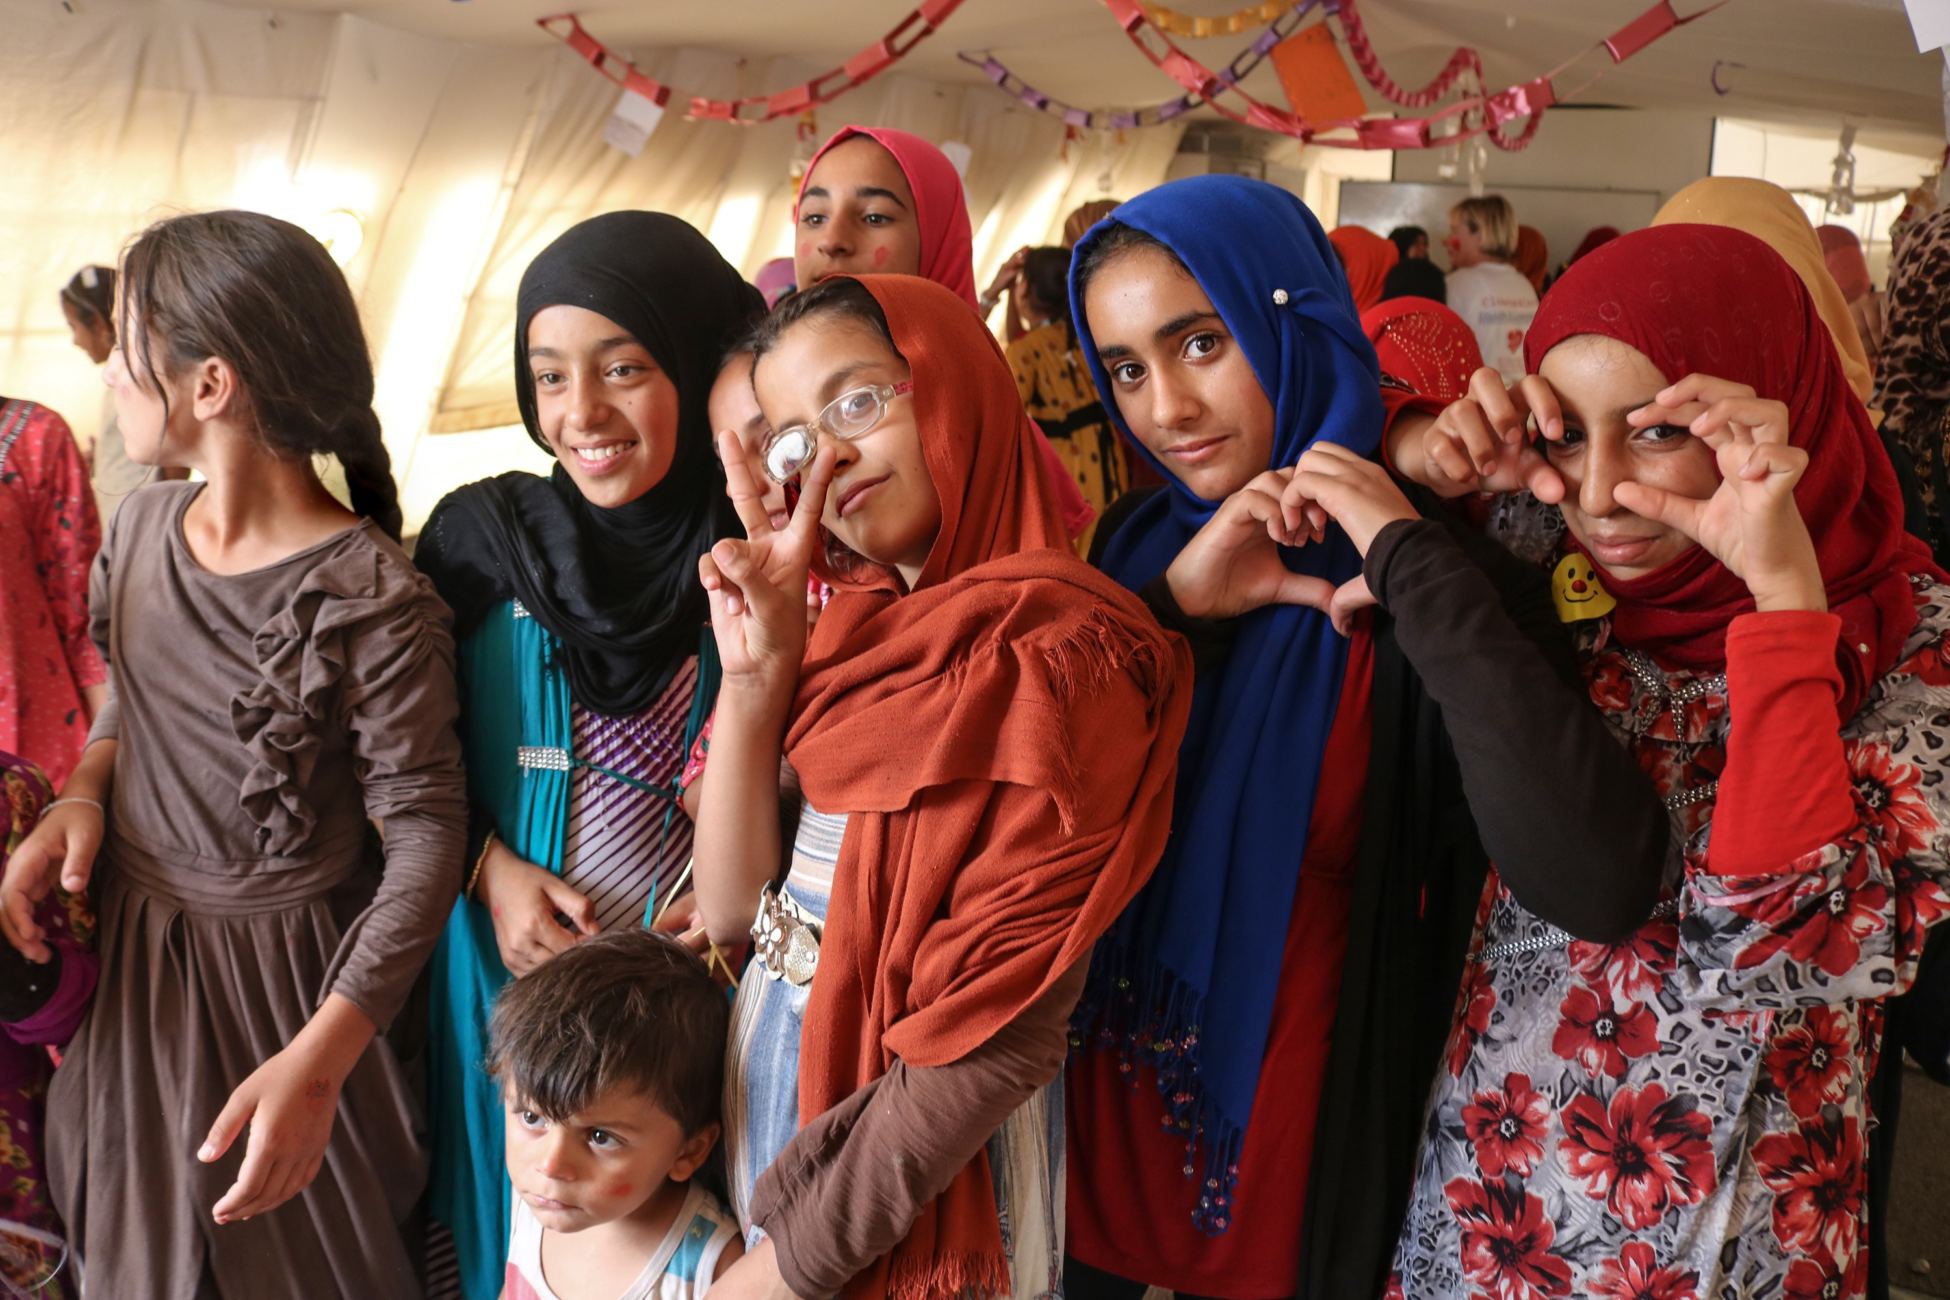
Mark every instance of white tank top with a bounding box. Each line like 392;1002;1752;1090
502;1181;739;1300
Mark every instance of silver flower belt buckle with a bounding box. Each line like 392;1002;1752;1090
752;887;820;987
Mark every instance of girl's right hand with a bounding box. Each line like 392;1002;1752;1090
698;433;837;713
1407;367;1569;501
1164;468;1341;621
474;840;597;977
0;802;103;963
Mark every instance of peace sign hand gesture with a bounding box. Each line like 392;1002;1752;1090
698;431;837;718
1611;373;1826;612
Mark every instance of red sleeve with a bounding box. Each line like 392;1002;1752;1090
1378;387;1446;493
25;409;106;691
1703;609;1854;877
1381;386;1445;430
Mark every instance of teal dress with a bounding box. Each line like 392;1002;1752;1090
426;601;714;1299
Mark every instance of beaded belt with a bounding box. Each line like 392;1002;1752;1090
752;886;821;987
1479;898;1678;963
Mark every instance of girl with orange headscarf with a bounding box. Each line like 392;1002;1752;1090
1511;224;1549;293
1329;225;1400;312
690;274;1191;1300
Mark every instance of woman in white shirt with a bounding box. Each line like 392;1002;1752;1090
1443;195;1539;384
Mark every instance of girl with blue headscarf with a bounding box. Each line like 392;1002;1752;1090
1062;175;1672;1299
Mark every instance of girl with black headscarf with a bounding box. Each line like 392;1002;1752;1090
414;211;762;1300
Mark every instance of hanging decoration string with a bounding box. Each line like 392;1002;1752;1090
538;1;965;125
1101;0;1536;150
1099;0;1728;151
955;51;1199;130
956;0;1314;131
1140;0;1303;39
1335;0;1482;107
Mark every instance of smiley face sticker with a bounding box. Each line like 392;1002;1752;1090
1552;553;1616;623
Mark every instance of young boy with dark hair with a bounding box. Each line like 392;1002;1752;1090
488;930;739;1300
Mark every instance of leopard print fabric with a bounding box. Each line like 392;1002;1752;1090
1870;206;1950;524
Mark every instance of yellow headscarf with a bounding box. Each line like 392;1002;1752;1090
1653;177;1876;410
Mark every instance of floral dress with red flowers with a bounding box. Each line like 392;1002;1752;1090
0;400;105;789
1389;578;1950;1300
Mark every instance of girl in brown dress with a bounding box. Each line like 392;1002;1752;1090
0;210;467;1299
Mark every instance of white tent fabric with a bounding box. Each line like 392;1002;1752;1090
431;45;1184;430
1;0;335;463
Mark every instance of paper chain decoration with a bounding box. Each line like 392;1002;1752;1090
1140;0;1305;39
1335;0;1481;108
957;0;1317;131
1096;0;1727;150
538;0;963;124
541;0;1723;148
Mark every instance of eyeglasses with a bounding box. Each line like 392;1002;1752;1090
760;381;913;484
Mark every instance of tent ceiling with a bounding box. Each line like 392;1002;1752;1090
219;0;1946;142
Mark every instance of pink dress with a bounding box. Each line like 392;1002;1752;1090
0;400;105;788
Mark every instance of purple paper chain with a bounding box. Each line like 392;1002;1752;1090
959;0;1317;130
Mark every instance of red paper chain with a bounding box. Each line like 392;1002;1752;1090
1101;0;1538;150
1100;0;1724;152
1335;0;1481;109
539;2;965;126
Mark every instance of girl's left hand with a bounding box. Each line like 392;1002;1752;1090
200;1042;346;1223
1611;374;1824;612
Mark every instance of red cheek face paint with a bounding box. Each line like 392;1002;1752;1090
601;1182;635;1200
871;245;890;268
797;239;816;261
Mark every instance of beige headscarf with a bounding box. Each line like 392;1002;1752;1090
1653;177;1876;410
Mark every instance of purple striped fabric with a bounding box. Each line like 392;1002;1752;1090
562;657;699;932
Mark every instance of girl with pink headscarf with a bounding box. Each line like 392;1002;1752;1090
793;126;1093;538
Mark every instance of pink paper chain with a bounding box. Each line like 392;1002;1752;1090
540;2;965;126
1335;0;1482;109
1100;0;1725;152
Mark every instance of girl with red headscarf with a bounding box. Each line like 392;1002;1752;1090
1819;223;1886;373
1377;224;1949;1300
690;274;1191;1300
1360;297;1483;402
1569;224;1620;266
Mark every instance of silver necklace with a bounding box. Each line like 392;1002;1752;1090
1620;649;1726;812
